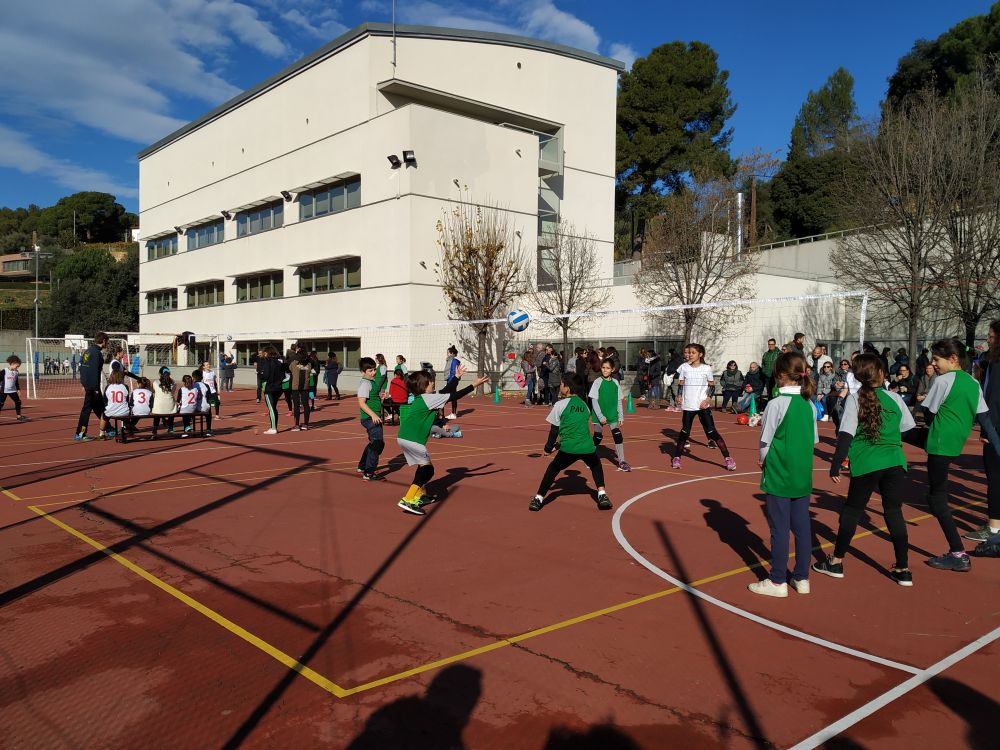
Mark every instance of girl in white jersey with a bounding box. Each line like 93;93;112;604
177;374;199;437
192;369;214;437
672;343;736;471
0;354;27;421
201;361;222;420
103;370;131;439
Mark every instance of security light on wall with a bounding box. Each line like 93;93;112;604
452;178;460;188
387;154;402;168
402;150;416;166
174;226;183;234
280;190;292;201
221;210;231;220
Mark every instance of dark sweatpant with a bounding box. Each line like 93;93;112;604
765;494;812;584
290;390;311;426
358;419;384;474
926;454;964;552
984;444;1000;522
0;391;22;416
76;388;105;435
833;465;909;568
536;451;605;496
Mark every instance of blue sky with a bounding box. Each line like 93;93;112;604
0;0;993;215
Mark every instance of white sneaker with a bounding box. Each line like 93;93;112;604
747;579;788;598
821;415;829;422
790;579;810;594
445;413;457;420
263;428;278;435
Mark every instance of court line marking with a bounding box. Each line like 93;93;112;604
788;624;1000;750
13;496;349;698
612;472;922;675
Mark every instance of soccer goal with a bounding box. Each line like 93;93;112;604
214;290;869;393
25;335;128;399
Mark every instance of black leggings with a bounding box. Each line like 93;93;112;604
536;451;605;496
985;444;1000;522
152;416;174;433
833;465;909;568
290;390;311;426
0;391;22;415
926;454;964;552
674;409;729;458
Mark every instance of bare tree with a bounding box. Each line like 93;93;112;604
633;178;758;345
435;197;526;386
531;221;612;356
931;70;1000;347
835;92;951;358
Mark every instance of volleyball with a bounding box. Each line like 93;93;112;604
736;414;750;425
506;308;530;332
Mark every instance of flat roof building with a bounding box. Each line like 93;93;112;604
138;22;624;371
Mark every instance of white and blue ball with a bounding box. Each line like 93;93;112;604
506;308;530;333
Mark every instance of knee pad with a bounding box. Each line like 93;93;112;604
611;428;623;445
372;439;385;454
593;434;603;446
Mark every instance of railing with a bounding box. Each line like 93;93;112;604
538;210;559;242
751;225;874;252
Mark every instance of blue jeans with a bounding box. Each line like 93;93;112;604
358;419;384;474
765;494;811;584
524;373;536;403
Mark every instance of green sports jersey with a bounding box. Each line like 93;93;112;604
925;370;985;456
589;377;621;423
840;389;913;476
546;395;595;454
357;376;382;421
760;392;817;498
398;393;450;445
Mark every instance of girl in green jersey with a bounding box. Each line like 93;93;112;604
921;338;1000;572
814;354;916;586
530;373;611;512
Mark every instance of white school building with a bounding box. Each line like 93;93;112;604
137;22;853;387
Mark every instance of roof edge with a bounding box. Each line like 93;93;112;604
137;22;624;161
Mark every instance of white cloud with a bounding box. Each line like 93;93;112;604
358;0;390;14
0;125;138;198
516;1;599;52
608;42;637;70
281;8;349;39
398;2;521;35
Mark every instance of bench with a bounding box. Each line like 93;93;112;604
107;413;208;443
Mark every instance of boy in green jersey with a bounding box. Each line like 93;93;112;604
530;372;612;512
396;366;489;515
356;357;386;481
588;358;630;471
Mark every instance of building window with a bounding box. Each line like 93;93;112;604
235;271;284;302
186;281;224;308
146;235;178;261
144;344;173;366
236;202;283;238
2;259;31;272
296;338;361;369
299;257;361;294
299;176;361;221
146;289;177;313
187;220;225;250
235;341;276;367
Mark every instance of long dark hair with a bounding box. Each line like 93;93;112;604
930;337;970;370
773;351;815;400
852;353;885;443
983;320;1000;363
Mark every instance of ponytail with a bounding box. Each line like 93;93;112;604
852;353;885;443
773;351;815;401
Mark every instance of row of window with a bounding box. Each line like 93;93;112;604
2;259;31;272
233;338;360;368
147;176;363;261
145;259;361;313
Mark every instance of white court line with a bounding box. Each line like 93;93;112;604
611;473;922;675
788;624;1000;749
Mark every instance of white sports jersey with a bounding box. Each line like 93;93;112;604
3;367;18;394
202;369;217;393
131;388;153;416
676;362;714;411
178;386;199;414
104;384;130;417
194;382;212;412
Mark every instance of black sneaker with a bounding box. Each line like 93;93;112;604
890;569;913;587
528;495;544;512
708;440;717;449
361;472;384;482
596;491;612;511
925;552;972;572
812;557;844;578
963;525;994;542
417;493;439;507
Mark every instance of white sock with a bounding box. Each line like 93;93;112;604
989;526;1000;534
615;443;625;462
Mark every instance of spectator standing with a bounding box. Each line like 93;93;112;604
646;349;663;410
521;349;536;407
324;352;342;400
761;339;780;402
634;347;649;401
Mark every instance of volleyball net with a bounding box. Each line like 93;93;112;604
26;291;868;398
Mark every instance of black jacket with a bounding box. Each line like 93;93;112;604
78;344;104;390
665;353;683;377
983;359;999;431
646;354;662;382
259;358;286;393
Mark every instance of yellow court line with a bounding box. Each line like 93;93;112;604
15;496;348;698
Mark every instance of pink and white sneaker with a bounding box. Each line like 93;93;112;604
725;457;737;471
671;457;681;470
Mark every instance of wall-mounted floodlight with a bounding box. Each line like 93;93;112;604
387;154;402;168
280;190;292;201
402;150;416;166
221;210;232;220
452;178;460;188
174;226;184;234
